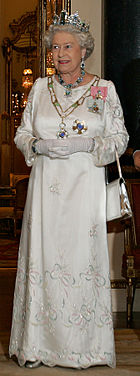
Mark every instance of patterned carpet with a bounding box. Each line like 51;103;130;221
0;239;19;267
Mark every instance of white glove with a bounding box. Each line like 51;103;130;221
33;139;69;159
48;137;95;157
33;137;95;158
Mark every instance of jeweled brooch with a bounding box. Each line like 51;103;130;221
72;119;87;134
56;121;69;138
88;86;108;114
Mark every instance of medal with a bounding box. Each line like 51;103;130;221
56;120;69;138
88;86;107;114
72;120;87;134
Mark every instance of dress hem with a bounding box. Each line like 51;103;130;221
9;349;116;369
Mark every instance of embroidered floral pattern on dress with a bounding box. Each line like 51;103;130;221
34;302;57;334
105;84;124;135
67;302;95;332
10;345;115;368
9;248;115;367
106;100;123;121
89;224;98;238
49;179;62;194
28;268;43;286
80;264;105;287
16;255;26;283
27;212;32;231
100;307;113;326
113;104;121;118
45;262;75;299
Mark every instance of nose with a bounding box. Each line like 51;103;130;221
58;46;64;57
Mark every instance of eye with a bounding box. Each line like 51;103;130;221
66;44;71;49
52;45;59;49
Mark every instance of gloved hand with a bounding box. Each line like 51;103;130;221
48;137;95;157
34;138;69;159
33;137;95;158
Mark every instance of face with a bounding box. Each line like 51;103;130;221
52;31;86;75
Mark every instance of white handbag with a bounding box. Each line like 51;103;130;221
106;149;132;222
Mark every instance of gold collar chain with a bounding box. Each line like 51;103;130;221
48;75;100;138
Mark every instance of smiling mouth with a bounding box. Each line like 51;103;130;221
59;60;70;64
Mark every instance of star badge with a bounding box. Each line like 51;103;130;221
72;120;87;134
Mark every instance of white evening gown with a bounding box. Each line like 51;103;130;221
9;75;129;368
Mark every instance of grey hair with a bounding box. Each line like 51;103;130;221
44;24;95;60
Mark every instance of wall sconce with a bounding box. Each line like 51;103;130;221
22;68;33;89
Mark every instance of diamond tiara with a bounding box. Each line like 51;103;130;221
53;10;90;33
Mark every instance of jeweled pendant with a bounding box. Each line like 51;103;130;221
72;119;87;134
92;101;99;112
64;88;72;97
56;121;69;138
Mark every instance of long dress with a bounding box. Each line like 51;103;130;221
9;75;129;368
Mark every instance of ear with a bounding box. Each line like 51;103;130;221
82;48;86;59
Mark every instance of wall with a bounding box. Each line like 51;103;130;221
104;0;140;147
0;0;37;113
72;0;102;77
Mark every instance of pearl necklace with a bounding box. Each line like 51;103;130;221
57;69;85;97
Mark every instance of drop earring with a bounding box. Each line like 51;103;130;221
81;56;85;70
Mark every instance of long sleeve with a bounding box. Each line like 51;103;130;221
14;78;41;167
92;81;129;166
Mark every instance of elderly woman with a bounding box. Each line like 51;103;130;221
9;10;129;369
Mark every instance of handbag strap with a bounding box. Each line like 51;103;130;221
105;148;123;183
115;148;123;179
